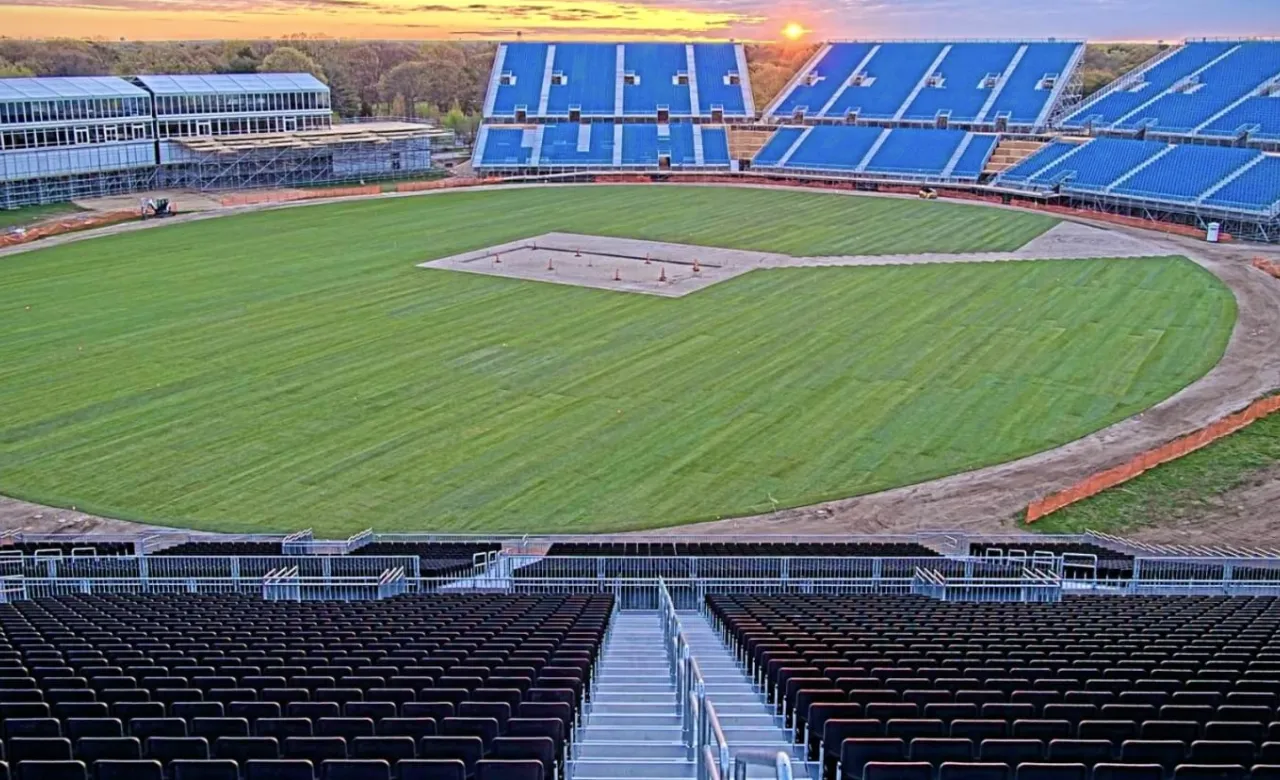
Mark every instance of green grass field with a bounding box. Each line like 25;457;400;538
1032;404;1280;535
0;186;1236;535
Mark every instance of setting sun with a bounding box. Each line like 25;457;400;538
782;22;806;40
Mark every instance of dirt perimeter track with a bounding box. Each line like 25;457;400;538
2;182;1279;543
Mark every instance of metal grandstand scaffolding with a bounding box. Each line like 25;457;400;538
159;120;450;191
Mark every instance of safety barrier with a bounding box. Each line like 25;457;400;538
218;184;382;207
911;566;1064;602
513;556;1030;582
0;209;139;248
1027;394;1280;523
395;177;504;193
1254;257;1280;279
660;578;731;780
262;565;407;601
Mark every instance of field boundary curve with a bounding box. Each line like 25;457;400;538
0;181;1276;542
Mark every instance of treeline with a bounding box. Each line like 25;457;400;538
0;38;496;131
0;37;1165;124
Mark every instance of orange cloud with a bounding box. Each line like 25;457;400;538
0;0;766;39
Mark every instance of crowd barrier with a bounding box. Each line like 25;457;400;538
0;209;139;248
1027;394;1280;523
1254;256;1280;279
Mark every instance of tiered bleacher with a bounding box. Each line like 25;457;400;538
752;126;999;182
1062;40;1280;142
710;593;1280;780
996;137;1280;217
764;41;1083;131
486;42;751;120
475;41;749;173
0;593;609;780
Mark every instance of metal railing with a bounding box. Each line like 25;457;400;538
911;566;1064;602
660;579;730;780
262;566;409;601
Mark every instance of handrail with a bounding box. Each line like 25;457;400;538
660;578;731;780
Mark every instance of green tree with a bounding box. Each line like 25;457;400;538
0;57;34;77
260;46;327;82
379;61;433;116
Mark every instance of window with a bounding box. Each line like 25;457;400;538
103;125;119;142
74;127;90;145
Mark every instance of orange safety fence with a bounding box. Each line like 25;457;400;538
395;177;504;193
0;209;139;249
1026;394;1280;523
1253;257;1280;279
219;184;381;207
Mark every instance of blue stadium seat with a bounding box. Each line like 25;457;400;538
783;125;884;171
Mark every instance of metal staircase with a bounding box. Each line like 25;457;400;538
681;611;806;779
572;612;694;780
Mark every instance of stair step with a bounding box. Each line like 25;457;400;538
575;742;691;759
582;726;683;741
572;759;696;779
588;713;683;726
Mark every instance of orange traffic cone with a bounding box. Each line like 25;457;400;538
658;266;667;283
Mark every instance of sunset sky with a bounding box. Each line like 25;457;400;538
2;0;1279;41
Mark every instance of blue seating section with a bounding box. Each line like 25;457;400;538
754;126;996;181
539;122;614;165
862;128;966;176
545;43;617;117
768;41;1082;127
1112;143;1260;200
903;43;1019;122
1063;40;1280;139
701;127;731;164
477;127;533;167
986;41;1081;124
998;141;1085;183
623;44;691;116
486;42;750;118
1202;155;1280;212
476;123;734;170
950;134;1000;180
830;42;947;120
490;42;548;117
692;43;749;116
1037;137;1168;191
1202;96;1280;141
753;127;806;166
999;136;1280;216
786;125;885;171
621;124;658;166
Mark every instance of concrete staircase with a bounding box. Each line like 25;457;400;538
572;612;694;780
681;611;806;779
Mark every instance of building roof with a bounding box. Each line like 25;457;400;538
0;76;149;102
134;73;328;96
175;121;446;153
